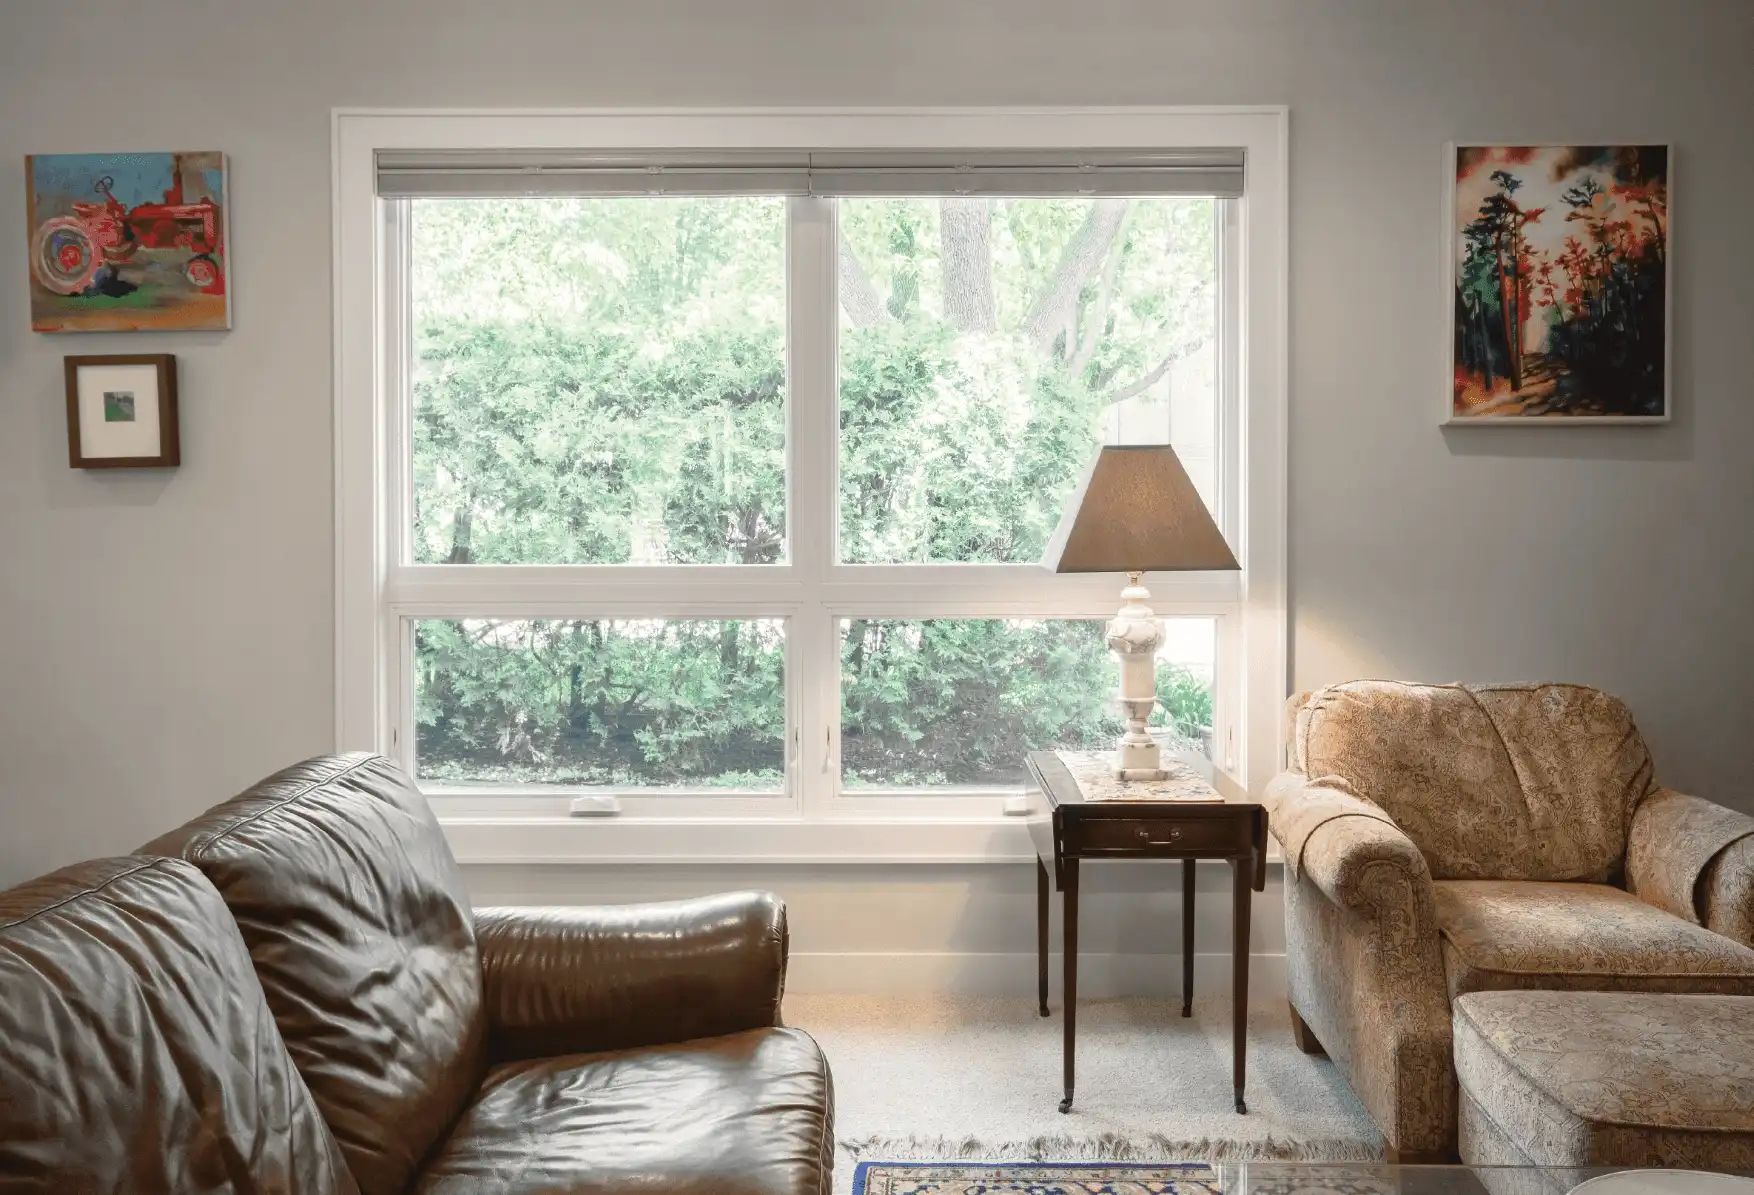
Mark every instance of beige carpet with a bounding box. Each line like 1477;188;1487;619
782;993;1384;1193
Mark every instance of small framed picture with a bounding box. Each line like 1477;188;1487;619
64;354;180;467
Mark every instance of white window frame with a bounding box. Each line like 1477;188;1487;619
332;107;1288;864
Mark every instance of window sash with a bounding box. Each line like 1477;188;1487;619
412;609;1239;821
391;194;1242;572
385;191;1243;816
376;147;1245;198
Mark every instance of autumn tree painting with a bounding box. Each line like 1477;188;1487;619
1451;145;1668;421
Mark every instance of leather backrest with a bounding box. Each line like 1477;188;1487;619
1292;681;1655;881
0;856;357;1195
142;754;485;1195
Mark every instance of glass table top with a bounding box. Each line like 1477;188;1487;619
1213;1163;1754;1195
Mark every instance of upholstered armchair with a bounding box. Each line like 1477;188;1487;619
1268;682;1754;1160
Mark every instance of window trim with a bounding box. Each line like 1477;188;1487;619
332;106;1289;862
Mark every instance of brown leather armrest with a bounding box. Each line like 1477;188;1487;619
474;891;788;1061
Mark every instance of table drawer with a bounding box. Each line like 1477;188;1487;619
1077;816;1244;854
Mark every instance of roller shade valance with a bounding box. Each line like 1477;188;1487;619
375;147;1245;198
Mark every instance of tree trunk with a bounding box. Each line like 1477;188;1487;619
1070;204;1134;374
1639;198;1666;262
1475;297;1496;388
720;620;739;671
446;504;473;564
838;238;886;328
566;622;584;732
939;198;998;333
1106;345;1184;407
1493;231;1523;392
1023;199;1130;358
1508;227;1526;389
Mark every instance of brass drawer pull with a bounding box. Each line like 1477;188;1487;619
1138;825;1183;843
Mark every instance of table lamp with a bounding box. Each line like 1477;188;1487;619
1040;444;1239;779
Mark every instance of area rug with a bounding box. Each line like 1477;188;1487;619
851;1161;1403;1195
787;994;1385;1180
852;1161;1224;1195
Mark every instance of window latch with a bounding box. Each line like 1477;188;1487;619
569;794;621;817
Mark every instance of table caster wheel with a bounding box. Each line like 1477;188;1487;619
1058;1096;1073;1114
1235;1096;1248;1114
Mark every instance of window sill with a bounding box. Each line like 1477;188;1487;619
438;815;1285;866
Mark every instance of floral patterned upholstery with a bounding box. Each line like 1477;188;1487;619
1268;682;1754;1156
1627;789;1754;946
1290;682;1653;882
1454;991;1754;1170
1434;880;1754;998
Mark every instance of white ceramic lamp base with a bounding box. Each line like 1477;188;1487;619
1107;573;1166;781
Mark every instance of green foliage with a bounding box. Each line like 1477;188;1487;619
410;194;1218;787
836;197;1217;563
1152;663;1215;740
416;619;786;786
410;197;786;566
840;619;1123;787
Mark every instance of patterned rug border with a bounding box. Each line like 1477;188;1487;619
852;1160;1218;1195
841;1133;1385;1163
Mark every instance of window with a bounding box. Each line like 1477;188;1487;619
839;618;1218;790
415;618;787;789
410;197;788;567
838;196;1221;565
336;111;1287;858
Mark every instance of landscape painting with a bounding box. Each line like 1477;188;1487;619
1449;144;1669;423
26;151;230;332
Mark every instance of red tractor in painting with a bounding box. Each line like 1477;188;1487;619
30;164;224;296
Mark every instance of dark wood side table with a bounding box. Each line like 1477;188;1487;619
1025;750;1267;1115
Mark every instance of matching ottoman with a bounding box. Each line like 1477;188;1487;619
1455;990;1754;1181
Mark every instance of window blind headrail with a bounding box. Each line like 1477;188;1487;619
376;148;1245;198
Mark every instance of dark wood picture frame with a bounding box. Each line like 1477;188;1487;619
64;354;180;468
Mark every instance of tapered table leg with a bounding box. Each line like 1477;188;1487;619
1036;857;1051;1017
1059;856;1079;1113
1232;854;1253;1113
1181;858;1196;1018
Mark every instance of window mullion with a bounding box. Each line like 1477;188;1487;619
787;196;840;816
384;200;414;774
786;195;837;581
1217;197;1244;548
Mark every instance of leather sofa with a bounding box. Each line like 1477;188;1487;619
1267;681;1754;1161
0;752;834;1195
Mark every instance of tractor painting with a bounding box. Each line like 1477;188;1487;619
26;152;231;332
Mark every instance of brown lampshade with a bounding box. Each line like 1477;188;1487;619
1039;445;1239;573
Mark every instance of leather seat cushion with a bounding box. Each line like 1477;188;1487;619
415;1027;833;1195
1454;990;1754;1168
1434;880;1754;998
0;856;357;1195
142;754;485;1195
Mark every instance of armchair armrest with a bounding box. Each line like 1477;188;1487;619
1301;814;1438;925
1267;771;1435;921
474;890;788;1061
1628;789;1754;946
1270;772;1452;1154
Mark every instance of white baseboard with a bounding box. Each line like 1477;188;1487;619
785;950;1287;998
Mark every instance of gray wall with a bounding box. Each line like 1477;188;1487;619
3;2;1751;946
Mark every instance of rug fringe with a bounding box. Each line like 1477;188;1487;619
840;1132;1384;1164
